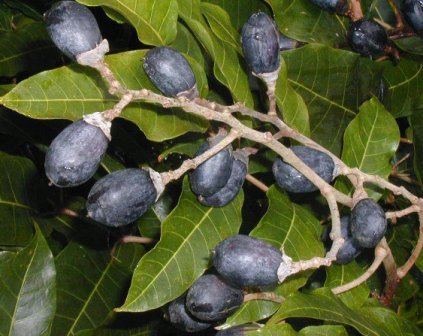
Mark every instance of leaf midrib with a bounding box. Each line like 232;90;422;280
8;236;39;336
120;205;214;310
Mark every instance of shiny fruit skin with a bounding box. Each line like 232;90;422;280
86;169;157;227
45;119;108;187
44;1;102;60
272;146;335;193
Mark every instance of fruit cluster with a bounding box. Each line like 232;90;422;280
166;235;282;333
43;1;390;266
41;3;398;332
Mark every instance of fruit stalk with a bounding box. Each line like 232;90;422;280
82;46;423;294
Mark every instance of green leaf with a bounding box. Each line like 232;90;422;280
203;0;269;29
337;97;400;199
282;45;384;155
0;4;14;31
276;57;310;136
383;59;423;118
77;0;178;46
178;0;254;106
247;324;298;336
221;187;324;328
201;3;242;54
76;321;163;336
52;234;144;335
0;151;37;246
0;228;56;336
325;262;370;309
411;102;423;184
117;178;243;312
251;186;324;260
170;23;206;68
269;288;406;336
267;0;347;45
0;21;61;77
394;37;423;56
1;50;208;141
300;325;348;336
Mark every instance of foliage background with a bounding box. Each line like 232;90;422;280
0;0;422;335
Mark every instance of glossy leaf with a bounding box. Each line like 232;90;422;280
338;97;400;199
269;288;408;336
1;50;208;141
411;104;423;183
117;178;243;312
77;0;178;46
221;187;324;328
267;0;346;45
325;262;369;309
52;234;144;335
383;59;423;118
282;45;383;155
0;151;37;246
276;57;310;136
251;186;324;259
0;21;61;77
0;4;13;31
201;3;242;54
0;228;56;336
170;23;206;68
247;324;298;336
300;325;348;336
395;37;423;56
178;0;254;106
203;0;269;29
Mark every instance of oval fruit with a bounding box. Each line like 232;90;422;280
350;198;387;248
272;146;335;193
241;12;280;75
86;168;157;227
347;19;388;57
186;274;244;321
403;0;423;37
143;46;198;99
213;235;282;286
45;119;108;187
189;136;233;198
166;295;212;333
44;1;102;60
199;158;247;207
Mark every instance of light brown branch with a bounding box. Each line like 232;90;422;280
245;174;269;193
332;242;388;294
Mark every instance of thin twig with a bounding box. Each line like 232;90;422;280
332;242;388;294
245;174;269;193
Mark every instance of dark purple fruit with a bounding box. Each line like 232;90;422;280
189;135;233;198
45;119;108;187
403;0;423;37
213;235;282;287
44;1;102;60
272;146;335;193
241;12;280;75
199;158;247;207
86;168;157;227
166;295;212;333
347;19;388;57
309;0;348;14
335;216;362;264
186;274;244;322
143;46;198;99
350;198;387;248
